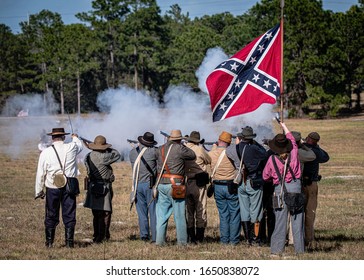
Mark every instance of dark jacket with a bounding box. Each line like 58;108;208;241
226;140;268;179
303;144;330;181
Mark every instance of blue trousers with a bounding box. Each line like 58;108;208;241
238;179;263;223
45;187;76;229
156;183;187;245
136;181;156;242
214;183;241;244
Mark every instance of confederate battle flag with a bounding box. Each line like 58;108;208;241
206;24;282;122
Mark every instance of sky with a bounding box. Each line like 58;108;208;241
0;0;359;34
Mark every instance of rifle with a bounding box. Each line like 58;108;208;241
79;136;92;143
160;130;170;138
66;112;92;143
127;139;138;144
67;111;74;134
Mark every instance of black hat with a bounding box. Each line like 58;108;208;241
268;133;293;154
46;127;70;136
187;131;205;144
138;132;158;147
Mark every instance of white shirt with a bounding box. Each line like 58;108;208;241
35;136;83;195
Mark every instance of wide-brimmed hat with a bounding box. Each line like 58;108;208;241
187;131;204;144
47;127;70;136
291;131;302;143
169;129;183;141
268;133;293;154
241;126;256;140
138;132;157;147
307;132;320;141
88;135;112;150
219;131;232;144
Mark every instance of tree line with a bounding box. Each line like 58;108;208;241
0;0;363;118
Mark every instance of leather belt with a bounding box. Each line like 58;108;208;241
213;180;233;185
161;174;184;179
159;174;184;185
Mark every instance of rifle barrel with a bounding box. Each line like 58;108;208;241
204;141;217;145
79;136;92;143
160;131;170;138
127;139;138;144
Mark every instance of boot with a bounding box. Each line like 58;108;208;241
65;227;75;248
104;212;112;241
196;227;205;243
45;228;55;248
187;227;197;244
242;221;252;245
250;222;261;246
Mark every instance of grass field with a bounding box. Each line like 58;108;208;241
0;115;363;260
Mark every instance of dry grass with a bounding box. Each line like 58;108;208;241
0;115;363;260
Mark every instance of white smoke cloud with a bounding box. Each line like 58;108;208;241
0;47;279;160
196;47;228;94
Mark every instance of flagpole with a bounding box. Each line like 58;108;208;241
280;0;284;122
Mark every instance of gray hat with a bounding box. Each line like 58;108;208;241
241;126;256;139
291;131;302;143
307;132;320;141
187;131;204;144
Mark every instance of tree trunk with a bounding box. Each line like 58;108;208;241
77;70;81;115
59;67;64;115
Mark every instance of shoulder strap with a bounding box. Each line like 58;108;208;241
154;144;173;188
236;145;247;175
272;155;289;193
52;145;65;175
131;147;147;191
137;146;155;176
161;144;171;174
211;149;226;179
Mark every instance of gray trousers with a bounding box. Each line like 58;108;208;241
271;180;305;254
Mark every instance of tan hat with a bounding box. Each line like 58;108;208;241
219;131;232;144
169;129;183;141
88;135;112;150
47;127;70;136
307;132;320;141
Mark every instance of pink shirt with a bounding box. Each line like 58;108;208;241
262;132;301;185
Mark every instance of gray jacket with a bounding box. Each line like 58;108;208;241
157;141;196;176
129;145;158;183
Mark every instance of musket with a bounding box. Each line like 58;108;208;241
66;111;74;134
160;130;170;138
79;136;92;143
127;139;138;144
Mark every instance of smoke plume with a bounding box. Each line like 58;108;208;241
0;47;278;160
